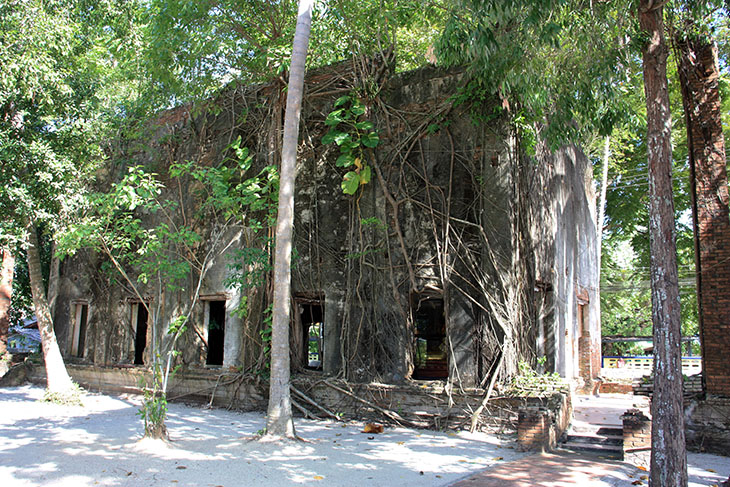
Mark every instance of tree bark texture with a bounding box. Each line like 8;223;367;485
26;224;74;394
266;0;313;439
676;35;730;397
0;246;15;357
47;242;60;321
639;2;688;486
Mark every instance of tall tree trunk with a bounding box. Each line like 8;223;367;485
47;241;60;321
676;34;729;397
266;0;313;439
26;224;74;394
0;246;15;358
639;2;688;486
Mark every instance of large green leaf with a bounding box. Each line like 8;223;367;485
359;165;372;185
341;171;360;194
361;132;380;148
336;153;355;167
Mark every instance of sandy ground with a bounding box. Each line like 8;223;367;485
1;386;728;487
0;385;526;487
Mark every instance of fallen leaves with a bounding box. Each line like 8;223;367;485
362;423;384;434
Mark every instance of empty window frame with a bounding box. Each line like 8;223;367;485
70;302;89;358
130;303;149;365
205;300;226;366
412;295;448;380
299;301;324;370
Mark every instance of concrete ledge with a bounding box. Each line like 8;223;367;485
26;364;573;433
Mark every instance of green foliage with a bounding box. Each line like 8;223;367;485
322;95;379;195
42;383;85;407
137;356;168;439
591;12;729;349
256;304;274;377
137;0;446;105
507;361;568;397
436;0;634;150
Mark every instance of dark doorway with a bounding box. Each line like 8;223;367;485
76;304;88;358
71;303;88;358
412;296;448;380
134;304;148;365
207;300;226;366
300;303;323;369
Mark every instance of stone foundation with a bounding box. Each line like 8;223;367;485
622;408;651;468
685;395;730;455
27;363;572;433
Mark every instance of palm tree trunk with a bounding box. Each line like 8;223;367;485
26;224;74;394
266;0;313;439
639;2;687;486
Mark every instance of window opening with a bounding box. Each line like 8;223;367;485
413;296;448;380
300;303;323;369
70;303;88;358
134;304;148;365
206;300;226;366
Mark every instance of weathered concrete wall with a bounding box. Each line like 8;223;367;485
52;62;598;389
527;143;599;381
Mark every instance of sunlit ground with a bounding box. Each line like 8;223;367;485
1;386;727;487
0;385;525;487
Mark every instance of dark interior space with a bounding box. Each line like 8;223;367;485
412;297;448;380
75;304;88;358
134;304;148;365
206;300;226;366
300;303;324;369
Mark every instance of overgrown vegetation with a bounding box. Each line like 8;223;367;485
506;361;569;397
42;382;85;407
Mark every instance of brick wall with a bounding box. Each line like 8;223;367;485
516;393;572;452
517;408;554;451
622;409;651;468
683;41;730;397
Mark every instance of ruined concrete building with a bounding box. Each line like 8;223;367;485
51;61;600;395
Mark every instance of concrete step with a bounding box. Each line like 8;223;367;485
566;433;622;446
561;440;623;459
569;425;623;437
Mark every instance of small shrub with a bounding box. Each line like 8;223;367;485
137;358;169;440
507;361;568;397
42;383;85;406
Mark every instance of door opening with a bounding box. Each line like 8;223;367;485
300;303;323;369
206;300;226;366
71;303;88;358
134;304;148;365
412;296;448;380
